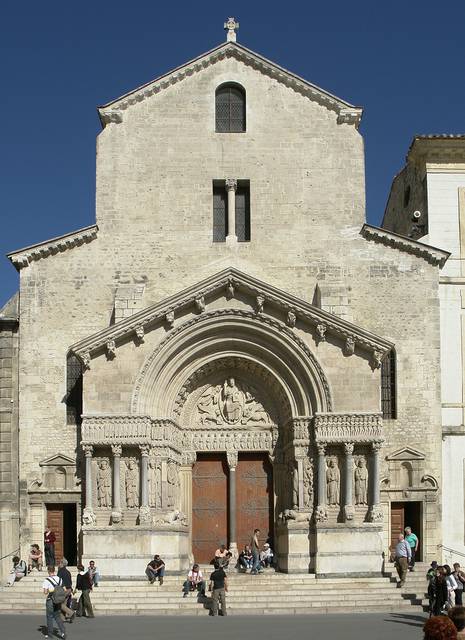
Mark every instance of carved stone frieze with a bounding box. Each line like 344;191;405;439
314;412;383;444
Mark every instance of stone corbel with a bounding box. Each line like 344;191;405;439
135;325;145;343
286;310;297;328
316;323;327;342
195;296;205;313
372;350;383;369
255;295;265;314
344;336;355;356
106;340;116;359
226;279;234;299
165;311;175;328
82;352;91;369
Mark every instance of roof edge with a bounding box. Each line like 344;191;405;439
7;224;98;270
360;224;450;268
98;42;363;129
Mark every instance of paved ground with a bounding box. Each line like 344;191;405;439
1;612;429;640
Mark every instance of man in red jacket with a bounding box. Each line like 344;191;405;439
44;528;56;567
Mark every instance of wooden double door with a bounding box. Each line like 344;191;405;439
192;453;273;563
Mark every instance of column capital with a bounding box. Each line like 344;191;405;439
316;443;326;456
111;444;122;457
344;442;355;455
82;444;93;457
226;450;238;469
225;178;237;191
139;444;151;457
372;442;383;453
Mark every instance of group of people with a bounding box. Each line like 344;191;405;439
392;525;419;586
427;561;465;615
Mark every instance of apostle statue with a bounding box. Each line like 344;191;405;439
166;461;179;509
96;459;111;508
326;458;340;505
355;458;369;505
148;458;161;509
125;459;139;508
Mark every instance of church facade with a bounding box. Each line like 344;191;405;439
0;21;449;578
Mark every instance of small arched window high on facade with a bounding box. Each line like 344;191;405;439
215;83;246;132
381;350;397;419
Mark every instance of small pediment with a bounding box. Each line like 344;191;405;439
39;453;75;467
385;447;425;461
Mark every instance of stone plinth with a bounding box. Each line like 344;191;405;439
314;524;383;577
82;526;189;576
275;521;313;574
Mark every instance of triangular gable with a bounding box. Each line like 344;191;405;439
98;42;362;129
385;447;425;461
39;453;75;467
70;267;393;368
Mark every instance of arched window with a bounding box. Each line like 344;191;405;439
215;83;246;132
381;350;397;419
66;354;83;426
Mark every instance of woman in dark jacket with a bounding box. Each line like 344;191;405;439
429;567;449;616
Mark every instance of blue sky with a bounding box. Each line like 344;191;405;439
1;0;464;306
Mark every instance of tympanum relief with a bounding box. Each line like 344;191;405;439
195;377;272;427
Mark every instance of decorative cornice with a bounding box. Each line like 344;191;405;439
361;224;450;268
70;267;394;367
7;225;98;270
314;412;383;444
98;42;363;129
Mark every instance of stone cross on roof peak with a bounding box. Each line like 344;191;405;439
224;17;239;42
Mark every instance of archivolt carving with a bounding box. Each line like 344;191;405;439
131;309;332;416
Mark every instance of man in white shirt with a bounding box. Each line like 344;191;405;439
394;534;411;587
42;565;66;639
182;563;206;597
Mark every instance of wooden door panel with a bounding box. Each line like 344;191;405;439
390;503;405;551
47;507;64;565
192;455;228;564
236;453;273;551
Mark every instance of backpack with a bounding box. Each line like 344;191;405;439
47;577;67;605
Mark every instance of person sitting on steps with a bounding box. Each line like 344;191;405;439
182;563;206;597
28;544;43;572
145;554;165;585
238;545;253;571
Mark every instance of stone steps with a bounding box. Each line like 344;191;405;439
0;570;426;616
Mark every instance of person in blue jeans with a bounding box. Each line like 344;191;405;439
42;566;66;639
250;528;262;575
145;554;165;585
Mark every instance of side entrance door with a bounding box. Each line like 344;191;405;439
390;502;405;552
46;504;77;566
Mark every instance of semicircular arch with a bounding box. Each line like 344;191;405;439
131;310;332;418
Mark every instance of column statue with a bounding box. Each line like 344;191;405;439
125;459;139;508
355;458;368;505
326;458;340;506
303;458;314;509
97;459;111;508
166;461;179;510
149;459;161;509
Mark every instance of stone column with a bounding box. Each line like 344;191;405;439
343;442;355;522
314;443;328;522
139;445;151;524
297;457;305;510
111;444;122;524
180;451;196;564
225;178;237;242
368;442;383;522
82;444;96;526
227;450;238;556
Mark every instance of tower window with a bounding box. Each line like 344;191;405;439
235;184;250;242
215;83;246;132
66;354;83;426
212;180;250;243
213;185;228;242
381;350;397;419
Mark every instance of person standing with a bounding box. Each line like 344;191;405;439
250;528;262;575
75;564;94;618
209;561;228;616
404;526;419;571
394;533;411;587
57;558;75;622
445;565;459;608
44;527;56;567
453;564;465;606
42;565;66;639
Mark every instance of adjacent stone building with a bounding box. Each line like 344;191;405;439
0;21;449;577
383;135;465;561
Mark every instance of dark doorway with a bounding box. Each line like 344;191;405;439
46;504;77;566
390;501;422;561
